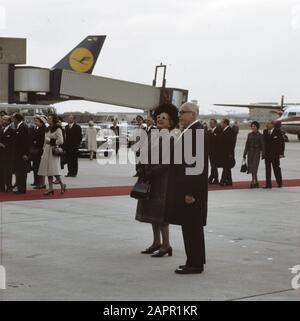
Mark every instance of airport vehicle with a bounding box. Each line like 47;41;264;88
1;36;188;112
215;96;300;141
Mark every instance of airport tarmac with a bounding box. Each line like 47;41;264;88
0;130;299;301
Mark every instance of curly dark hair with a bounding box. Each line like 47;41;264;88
153;103;179;130
47;113;62;133
251;121;260;130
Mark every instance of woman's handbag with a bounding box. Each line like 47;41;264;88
130;178;151;200
52;146;65;157
240;159;248;173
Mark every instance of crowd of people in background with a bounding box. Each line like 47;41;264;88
0;112;82;195
0;109;286;196
207;118;285;189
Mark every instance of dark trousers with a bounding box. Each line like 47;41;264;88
0;161;13;191
221;167;232;185
209;156;219;181
15;160;27;193
67;148;79;176
265;157;282;187
32;156;42;185
0;161;5;192
182;223;206;268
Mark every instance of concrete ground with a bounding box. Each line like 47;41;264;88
0;130;299;301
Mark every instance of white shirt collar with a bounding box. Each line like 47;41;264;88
17;121;23;129
223;125;230;132
4;125;10;133
178;119;200;140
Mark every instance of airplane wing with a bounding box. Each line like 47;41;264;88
214;103;283;110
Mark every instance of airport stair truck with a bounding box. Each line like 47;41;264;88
0;37;188;111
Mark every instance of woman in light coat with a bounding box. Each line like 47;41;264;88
38;114;66;195
85;121;97;160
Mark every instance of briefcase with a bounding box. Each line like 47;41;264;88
130;179;151;200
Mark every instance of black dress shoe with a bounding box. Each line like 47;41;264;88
13;191;26;194
278;184;283;188
151;247;172;257
141;245;161;254
175;266;204;274
263;186;272;189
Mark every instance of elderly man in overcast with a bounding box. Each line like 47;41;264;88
165;102;208;274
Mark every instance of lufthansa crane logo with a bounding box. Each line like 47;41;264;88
69;48;94;73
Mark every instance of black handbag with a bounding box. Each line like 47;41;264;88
52;146;65;157
130;178;151;200
240;160;248;173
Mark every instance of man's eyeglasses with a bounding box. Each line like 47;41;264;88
178;110;193;115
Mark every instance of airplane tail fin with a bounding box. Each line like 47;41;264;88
52;35;106;74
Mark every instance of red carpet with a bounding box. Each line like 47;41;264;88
1;179;300;203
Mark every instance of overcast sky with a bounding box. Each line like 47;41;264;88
1;0;300;114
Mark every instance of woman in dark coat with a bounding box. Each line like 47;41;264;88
243;121;265;188
135;104;180;257
30;115;46;189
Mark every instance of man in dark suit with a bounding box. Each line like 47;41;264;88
263;120;285;188
12;113;30;194
165;102;208;274
0;115;5;192
145;115;156;135
219;119;236;186
110;120;120;155
208;118;221;184
65;115;82;177
0;116;15;192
